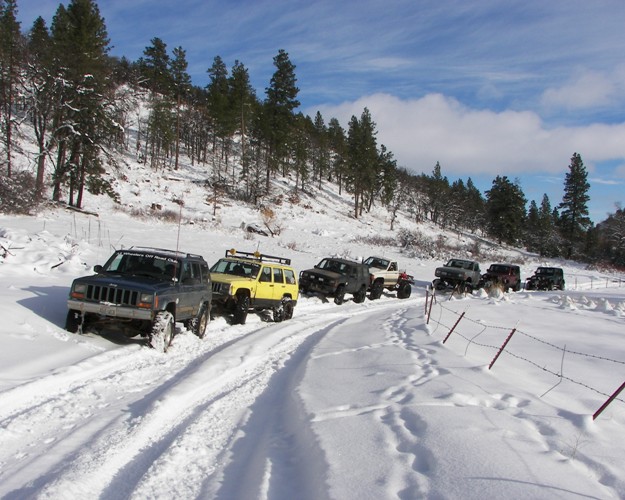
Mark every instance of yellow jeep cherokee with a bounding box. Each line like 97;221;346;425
210;250;298;324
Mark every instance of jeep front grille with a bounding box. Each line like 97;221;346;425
86;284;139;306
212;282;233;295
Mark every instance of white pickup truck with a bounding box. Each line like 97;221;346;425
364;256;414;299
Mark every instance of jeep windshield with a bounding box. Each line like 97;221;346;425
536;268;556;275
316;259;349;274
488;265;511;273
102;251;180;279
211;259;260;278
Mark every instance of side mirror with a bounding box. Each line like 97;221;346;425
94;265;103;273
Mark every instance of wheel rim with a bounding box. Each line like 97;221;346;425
197;309;208;338
163;318;174;350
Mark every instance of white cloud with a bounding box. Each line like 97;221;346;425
540;68;622;110
311;93;625;177
590;177;622;186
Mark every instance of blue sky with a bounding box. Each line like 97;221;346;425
17;0;625;222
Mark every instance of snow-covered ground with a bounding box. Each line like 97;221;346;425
1;194;624;499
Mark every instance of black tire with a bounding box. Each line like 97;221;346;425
334;285;346;305
233;294;250;325
283;300;294;320
369;280;384;300
273;304;284;323
149;311;175;353
353;285;366;304
273;297;293;322
189;303;210;339
397;282;412;299
66;309;81;333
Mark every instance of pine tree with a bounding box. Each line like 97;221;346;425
169;46;190;170
25;16;54;200
346;108;378;218
485;175;527;245
327;117;346;192
525;200;541;251
228;59;256;179
558;152;591;258
537;193;561;256
311;111;329;189
206;55;231;138
139;37;171;95
50;0;114;207
464;178;485;234
595;205;625;266
264;49;300;190
0;0;22;177
426;162;449;225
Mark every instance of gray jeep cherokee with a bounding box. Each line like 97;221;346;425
66;246;212;352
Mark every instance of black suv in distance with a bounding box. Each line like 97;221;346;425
525;267;565;291
299;257;370;305
66;246;212;352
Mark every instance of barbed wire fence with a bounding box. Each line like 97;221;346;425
424;289;625;420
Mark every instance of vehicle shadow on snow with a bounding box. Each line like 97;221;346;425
17;284;148;347
16;285;70;328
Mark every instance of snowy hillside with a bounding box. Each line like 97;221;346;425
1;99;625;498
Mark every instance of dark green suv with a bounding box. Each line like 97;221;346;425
66;247;212;352
525;267;565;291
299;257;370;305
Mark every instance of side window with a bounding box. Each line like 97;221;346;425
182;261;200;283
191;263;200;281
260;266;272;282
349;266;357;278
273;267;284;284
284;269;296;285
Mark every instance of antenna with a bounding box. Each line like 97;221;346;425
175;199;183;253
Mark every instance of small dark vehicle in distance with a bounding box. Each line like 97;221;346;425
525;267;565;291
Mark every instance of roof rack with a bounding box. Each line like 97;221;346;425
128;246;203;259
225;249;291;265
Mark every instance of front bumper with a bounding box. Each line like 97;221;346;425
67;299;153;321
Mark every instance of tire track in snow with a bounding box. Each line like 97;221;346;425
0;297;413;499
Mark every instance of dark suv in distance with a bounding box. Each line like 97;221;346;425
480;263;522;292
299;257;370;305
66;246;212;352
525;267;565;291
